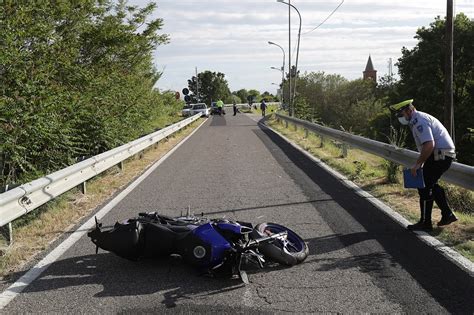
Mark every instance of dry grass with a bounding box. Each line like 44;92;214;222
0;118;204;278
268;116;474;262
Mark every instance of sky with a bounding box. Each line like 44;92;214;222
128;0;474;95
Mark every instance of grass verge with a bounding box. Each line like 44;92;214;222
0;117;204;279
267;115;474;262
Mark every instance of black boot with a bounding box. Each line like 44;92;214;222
433;184;458;226
437;214;458;226
407;199;433;231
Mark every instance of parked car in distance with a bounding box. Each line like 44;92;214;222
190;103;210;117
181;104;192;117
210;102;219;115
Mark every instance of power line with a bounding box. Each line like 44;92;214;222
302;0;344;36
289;1;344;78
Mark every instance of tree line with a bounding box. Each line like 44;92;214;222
187;70;278;105
0;1;182;188
286;14;473;165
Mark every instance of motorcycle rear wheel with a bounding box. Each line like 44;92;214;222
252;223;308;266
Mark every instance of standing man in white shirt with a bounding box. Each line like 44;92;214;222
390;99;458;231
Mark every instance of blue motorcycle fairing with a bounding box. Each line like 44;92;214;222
216;222;243;235
192;223;232;266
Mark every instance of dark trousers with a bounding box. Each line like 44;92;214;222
417;154;454;223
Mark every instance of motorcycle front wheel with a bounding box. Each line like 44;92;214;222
252;223;308;266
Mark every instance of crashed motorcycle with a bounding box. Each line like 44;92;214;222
88;211;308;283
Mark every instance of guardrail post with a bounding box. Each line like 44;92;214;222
294;123;297;131
79;181;87;194
320;135;325;148
139;150;144;159
0;183;14;246
304;128;309;138
285;121;288;128
0;223;13;247
118;161;124;172
341;143;348;158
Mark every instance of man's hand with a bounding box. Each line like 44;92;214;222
412;140;434;176
411;163;422;176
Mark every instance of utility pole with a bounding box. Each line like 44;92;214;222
288;0;292;116
195;67;199;102
444;0;455;141
388;58;393;78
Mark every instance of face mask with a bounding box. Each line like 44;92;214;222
398;116;410;125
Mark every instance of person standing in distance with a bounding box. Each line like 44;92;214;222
233;101;238;116
390;99;458;231
260;99;267;117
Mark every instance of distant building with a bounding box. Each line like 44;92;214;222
363;55;377;81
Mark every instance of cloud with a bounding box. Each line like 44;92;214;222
128;0;473;93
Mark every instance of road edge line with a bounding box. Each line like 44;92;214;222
0;118;208;309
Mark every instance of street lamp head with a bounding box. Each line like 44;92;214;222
268;41;274;45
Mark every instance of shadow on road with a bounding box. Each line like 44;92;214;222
13;253;243;308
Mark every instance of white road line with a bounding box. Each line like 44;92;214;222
0;118;208;310
260;118;474;277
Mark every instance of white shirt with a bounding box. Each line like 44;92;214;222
409;110;455;152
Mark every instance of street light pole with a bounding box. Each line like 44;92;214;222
268;41;286;108
271;66;284;104
288;0;291;116
278;0;301;117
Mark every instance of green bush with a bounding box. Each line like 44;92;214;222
0;1;181;187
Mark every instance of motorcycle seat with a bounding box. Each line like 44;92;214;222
166;225;193;234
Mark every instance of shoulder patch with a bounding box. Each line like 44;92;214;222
417;125;423;133
412;118;418;125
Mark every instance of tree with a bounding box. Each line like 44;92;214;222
0;0;179;187
187;70;231;105
247;89;260;103
396;13;474;163
230;93;242;104
234;89;249;103
261;91;276;102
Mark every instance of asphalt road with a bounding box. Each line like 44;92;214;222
2;113;473;314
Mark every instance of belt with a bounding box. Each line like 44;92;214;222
436;149;456;159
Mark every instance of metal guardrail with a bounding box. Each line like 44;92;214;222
224;102;281;108
0;113;202;229
275;113;474;191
